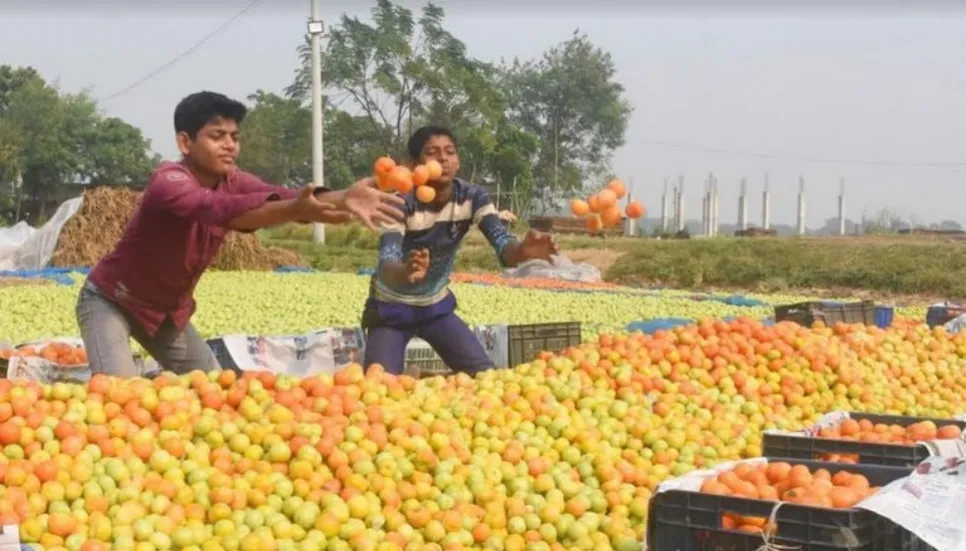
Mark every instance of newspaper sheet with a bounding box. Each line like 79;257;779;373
219;324;510;376
4;338;155;383
858;456;966;551
652;457;770;494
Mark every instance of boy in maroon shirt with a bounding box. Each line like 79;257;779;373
78;91;405;378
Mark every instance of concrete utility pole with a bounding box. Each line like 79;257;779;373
660;178;669;232
838;178;846;236
676;175;686;232
624;179;636;237
762;172;771;230
701;178;710;237
796;175;806;236
710;174;719;237
738;177;748;231
309;0;326;244
670;184;678;232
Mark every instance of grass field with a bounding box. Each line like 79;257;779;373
261;223;966;301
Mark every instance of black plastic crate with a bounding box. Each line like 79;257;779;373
926;304;965;328
647;458;913;551
775;301;877;327
206;338;240;371
507;322;582;367
910;535;938;551
762;412;966;467
648;522;915;551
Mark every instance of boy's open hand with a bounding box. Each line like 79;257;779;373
406;249;429;283
295;185;353;224
520;230;559;262
338;178;407;230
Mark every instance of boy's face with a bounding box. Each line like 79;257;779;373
418;134;460;188
176;116;240;177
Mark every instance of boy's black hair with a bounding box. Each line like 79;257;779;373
407;125;458;160
174;91;247;138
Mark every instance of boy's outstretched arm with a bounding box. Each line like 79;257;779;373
233;171;406;230
227;186;350;230
142;167;341;231
472;189;558;267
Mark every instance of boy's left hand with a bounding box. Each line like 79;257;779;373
520;230;559;261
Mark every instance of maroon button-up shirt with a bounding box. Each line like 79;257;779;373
89;160;302;337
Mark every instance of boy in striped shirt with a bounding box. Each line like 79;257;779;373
363;126;559;375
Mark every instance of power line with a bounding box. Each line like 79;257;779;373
97;0;267;104
637;137;966;168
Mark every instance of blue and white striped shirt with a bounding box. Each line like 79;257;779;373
371;179;516;306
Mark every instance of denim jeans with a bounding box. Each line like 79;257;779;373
75;281;217;377
361;294;494;375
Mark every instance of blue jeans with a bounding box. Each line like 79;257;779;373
75;281;217;377
361;294;494;375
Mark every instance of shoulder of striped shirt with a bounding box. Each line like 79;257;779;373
400;181;498;232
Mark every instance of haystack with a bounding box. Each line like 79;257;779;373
50;187;305;270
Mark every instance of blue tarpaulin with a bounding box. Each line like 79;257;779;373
626;318;694;334
356;268;376;276
713;295;767;307
273;265;314;274
0;267;89;285
722;316;776;326
627;316;776;334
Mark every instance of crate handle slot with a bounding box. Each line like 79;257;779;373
828;523;860;548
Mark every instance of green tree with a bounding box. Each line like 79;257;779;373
279;4;631;214
0;65;158;220
237;90;389;190
237;90;312;187
322;107;393;189
75;111;159;188
287;0;506;163
488;124;540;214
504;31;633;202
0;65;41;111
2;75;76;219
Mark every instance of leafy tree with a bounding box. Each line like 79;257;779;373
862;209;904;234
2;75;76;219
322;107;393;189
237;91;313;188
488;124;539;214
0;65;158;220
503;31;633;199
283;3;631;213
0;65;41;111
287;0;506;162
237;91;391;190
817;216;860;235
938;219;964;232
75;112;159;188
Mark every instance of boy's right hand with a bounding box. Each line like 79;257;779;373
406;249;429;283
337;178;407;230
294;184;352;223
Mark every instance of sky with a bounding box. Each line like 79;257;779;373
2;1;965;228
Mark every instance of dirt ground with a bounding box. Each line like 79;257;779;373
565;249;624;274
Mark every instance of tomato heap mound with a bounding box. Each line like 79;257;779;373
0;317;964;550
